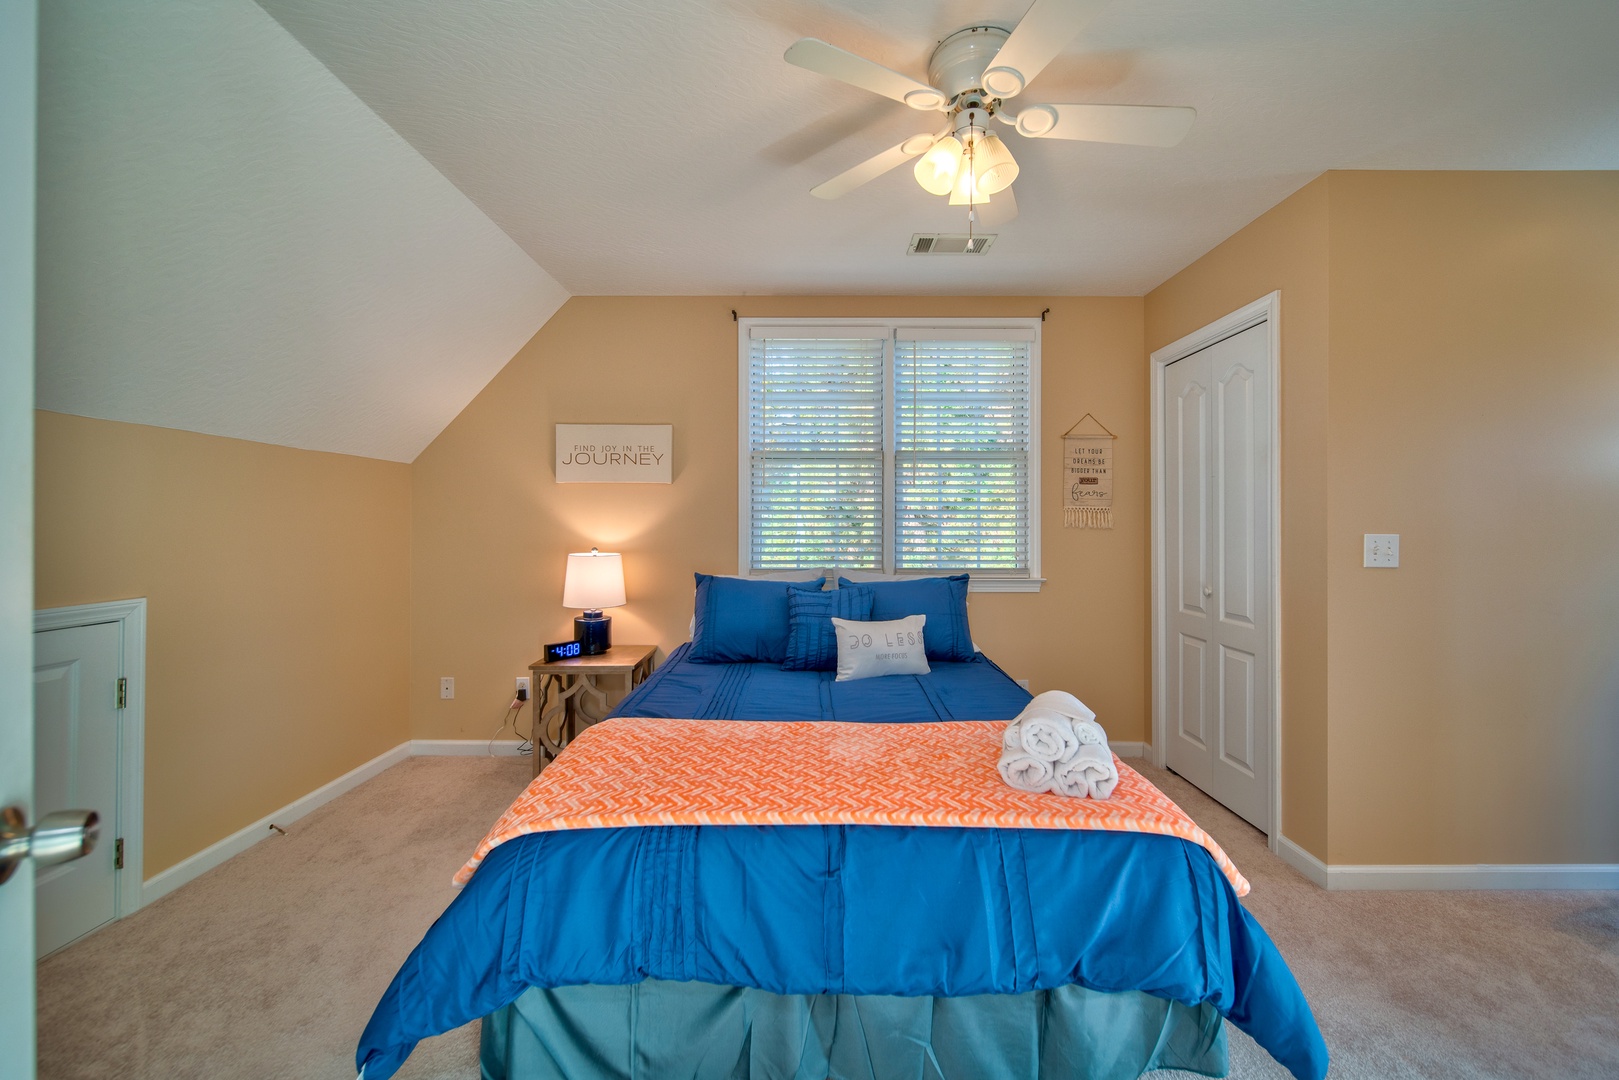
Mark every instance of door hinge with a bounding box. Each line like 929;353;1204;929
117;677;127;709
114;837;124;870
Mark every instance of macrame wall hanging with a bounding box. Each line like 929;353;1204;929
1063;414;1115;529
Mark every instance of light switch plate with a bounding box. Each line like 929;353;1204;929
1363;534;1399;568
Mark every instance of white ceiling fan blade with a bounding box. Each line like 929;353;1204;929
981;0;1108;99
977;186;1019;228
1014;103;1195;146
810;135;936;200
785;39;947;110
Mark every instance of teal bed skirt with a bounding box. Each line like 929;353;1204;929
480;979;1228;1080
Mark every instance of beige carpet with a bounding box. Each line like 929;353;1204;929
35;754;1619;1078
36;755;533;1080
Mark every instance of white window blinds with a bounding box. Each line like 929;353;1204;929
747;330;886;570
894;330;1034;574
743;322;1039;583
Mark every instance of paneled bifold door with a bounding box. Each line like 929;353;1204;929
1162;322;1272;831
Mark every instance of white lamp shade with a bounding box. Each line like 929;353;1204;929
948;163;992;205
562;550;625;609
913;135;962;196
974;133;1019;195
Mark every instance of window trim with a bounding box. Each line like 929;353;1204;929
737;317;1042;593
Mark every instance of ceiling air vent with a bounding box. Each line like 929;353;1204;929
908;233;996;255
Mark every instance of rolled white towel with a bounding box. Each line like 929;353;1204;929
1002;718;1024;751
1050;753;1090;798
1017;708;1079;762
1026;690;1097;727
1070;717;1108;746
1062;742;1119;800
998;749;1055;794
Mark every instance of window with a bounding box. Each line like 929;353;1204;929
739;319;1041;591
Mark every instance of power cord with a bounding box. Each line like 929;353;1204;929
489;686;533;758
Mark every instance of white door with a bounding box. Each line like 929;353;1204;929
2;0;39;1074
1163;321;1272;831
33;623;123;955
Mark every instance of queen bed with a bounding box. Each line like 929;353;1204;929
356;574;1326;1080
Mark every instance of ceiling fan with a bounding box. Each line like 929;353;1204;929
785;0;1195;221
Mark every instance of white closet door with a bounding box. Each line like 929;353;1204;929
34;622;122;955
1163;322;1272;831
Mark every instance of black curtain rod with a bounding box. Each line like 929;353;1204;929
733;308;1050;322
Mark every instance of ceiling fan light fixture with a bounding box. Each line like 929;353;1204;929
947;165;991;205
913;135;963;196
903;87;947;110
982;65;1025;98
973;133;1019;194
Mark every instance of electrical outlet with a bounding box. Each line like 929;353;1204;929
439;676;455;699
515;676;531;699
1363;534;1400;568
1016;678;1031;691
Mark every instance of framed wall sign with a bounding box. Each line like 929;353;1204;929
555;424;672;483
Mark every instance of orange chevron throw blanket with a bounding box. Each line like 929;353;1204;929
457;717;1249;895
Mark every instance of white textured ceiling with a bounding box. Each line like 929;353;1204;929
36;0;568;462
254;0;1619;297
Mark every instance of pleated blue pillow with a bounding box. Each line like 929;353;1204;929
689;574;826;664
783;584;874;671
839;574;974;662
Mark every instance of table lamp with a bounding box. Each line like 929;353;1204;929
563;548;625;655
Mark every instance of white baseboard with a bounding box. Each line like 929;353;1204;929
1276;833;1329;887
1112;741;1149;759
1324;863;1619;891
141;741;411;907
1273;833;1617;890
410;738;529;757
141;739;531;905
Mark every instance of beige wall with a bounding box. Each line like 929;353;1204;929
1323;172;1619;864
34;411;411;875
1145;177;1332;857
38;171;1616;877
1147;171;1619;865
409;296;1153;743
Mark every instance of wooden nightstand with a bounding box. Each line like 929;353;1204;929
528;644;656;775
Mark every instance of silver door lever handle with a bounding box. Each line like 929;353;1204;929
0;806;99;887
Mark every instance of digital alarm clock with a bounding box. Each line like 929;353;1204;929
543;640;583;662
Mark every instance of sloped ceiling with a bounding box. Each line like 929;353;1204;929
255;0;1619;296
34;1;1619;459
36;0;568;463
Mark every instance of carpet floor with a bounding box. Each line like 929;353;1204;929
35;754;1619;1078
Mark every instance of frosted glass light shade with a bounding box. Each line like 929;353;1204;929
974;133;1019;194
562;550;625;609
948;163;992;205
913;135;962;196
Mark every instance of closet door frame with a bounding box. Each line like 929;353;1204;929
1150;291;1282;851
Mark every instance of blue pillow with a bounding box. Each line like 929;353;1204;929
838;574;974;662
690;574;826;664
783;585;874;671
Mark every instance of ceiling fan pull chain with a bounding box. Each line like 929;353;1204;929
966;140;977;244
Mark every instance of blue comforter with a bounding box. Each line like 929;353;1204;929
357;823;1328;1079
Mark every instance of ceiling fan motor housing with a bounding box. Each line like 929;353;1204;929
927;25;1011;102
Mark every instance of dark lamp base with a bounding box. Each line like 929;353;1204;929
574;612;612;655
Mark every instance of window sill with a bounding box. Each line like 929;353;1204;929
967;578;1046;594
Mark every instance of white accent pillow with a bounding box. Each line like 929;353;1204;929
830;615;931;682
